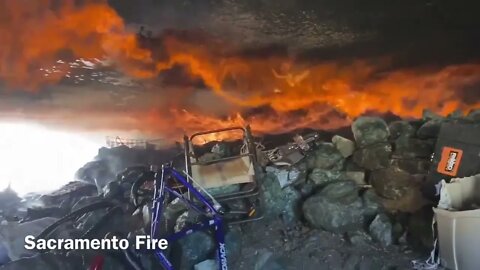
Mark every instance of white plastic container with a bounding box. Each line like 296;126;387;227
434;174;480;270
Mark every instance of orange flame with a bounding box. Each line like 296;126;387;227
0;1;479;140
0;0;153;89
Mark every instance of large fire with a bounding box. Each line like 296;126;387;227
0;0;479;140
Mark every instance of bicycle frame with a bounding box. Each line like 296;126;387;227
151;165;228;270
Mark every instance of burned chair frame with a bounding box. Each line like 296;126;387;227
183;125;263;224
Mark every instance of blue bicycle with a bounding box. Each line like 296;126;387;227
150;164;228;270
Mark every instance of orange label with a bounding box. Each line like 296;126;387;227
437;147;463;176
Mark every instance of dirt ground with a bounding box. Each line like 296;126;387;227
229;218;424;270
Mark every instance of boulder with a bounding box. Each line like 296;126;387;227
447;109;464;119
171;231;215;270
416;120;442;139
380;187;430;213
353;143;392;170
308;169;344;186
369;167;413;200
23;207;66;222
388;121;416;139
352;117;390;147
303;181;366;233
369;213;393;247
422;109;443;121
297;181;315;197
346;230;374;247
389;158;430;174
345;171;366;186
407;207;434;250
194;260;216;270
393;137;434;158
331;135;355;158
41;181;98;209
466;109;480;122
265;166;306;188
311;143;345;170
102;181;123;199
318;181;359;202
361;189;382;219
308;169;366;187
74;160;114;191
261;172;301;224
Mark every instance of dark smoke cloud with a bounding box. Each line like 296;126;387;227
109;0;480;66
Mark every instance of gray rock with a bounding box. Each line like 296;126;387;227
308;169;344;186
102;181;123;199
343;254;362;270
407;207;434;250
74;160;114;191
225;228;242;261
345;158;364;171
160;198;189;235
318;181;358;202
417;119;442;139
353;143;392;170
303;182;365;233
332;135;355;158
362;189;381;219
297;181;315;197
346;230;374;247
311;143;345;170
194;260;217;270
380;185;430;213
345;171;366;186
447;109;464;119
303;194;365;233
388;121;416;139
71;196;104;212
369;167;413;200
41;181;98;209
261;172;301;224
393;137;434;158
171;231;215;270
389;159;430;174
466;109;480;122
265;166;305;188
422;109;443;121
352;117;390;147
369;213;393;247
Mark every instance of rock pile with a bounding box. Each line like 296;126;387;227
265;110;480;249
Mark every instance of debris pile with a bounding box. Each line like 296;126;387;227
0;110;478;269
261;110;480;254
